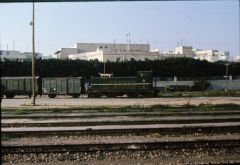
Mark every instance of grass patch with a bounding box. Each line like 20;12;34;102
12;109;30;115
2;134;10;141
2;103;240;114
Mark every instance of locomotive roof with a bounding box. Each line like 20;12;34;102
1;76;39;79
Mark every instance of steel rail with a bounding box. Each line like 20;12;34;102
2;139;240;155
2;111;240;119
2;118;240;128
2;125;240;137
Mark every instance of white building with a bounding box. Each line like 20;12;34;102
0;50;42;61
42;55;53;59
69;49;159;62
193;49;229;62
236;56;240;62
57;43;159;62
160;46;230;63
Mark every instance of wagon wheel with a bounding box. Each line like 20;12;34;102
106;93;114;98
127;93;136;98
48;94;57;98
144;93;154;98
6;94;15;99
72;94;80;98
88;93;95;98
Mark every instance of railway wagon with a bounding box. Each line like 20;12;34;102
88;71;155;97
1;77;39;98
42;77;85;98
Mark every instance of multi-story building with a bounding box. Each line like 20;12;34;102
0;50;42;61
193;49;229;62
56;43;159;62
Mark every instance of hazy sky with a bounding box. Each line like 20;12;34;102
0;0;239;59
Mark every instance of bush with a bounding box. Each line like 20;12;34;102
191;78;210;91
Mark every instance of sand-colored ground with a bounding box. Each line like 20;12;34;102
1;96;240;108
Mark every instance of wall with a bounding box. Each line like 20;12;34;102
154;79;240;91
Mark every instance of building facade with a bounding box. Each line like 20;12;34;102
0;50;42;61
57;43;158;62
193;49;230;62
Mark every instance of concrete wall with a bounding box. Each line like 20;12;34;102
154;79;240;91
208;80;240;91
103;53;158;62
59;48;78;59
69;51;103;61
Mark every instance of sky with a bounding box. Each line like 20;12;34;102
0;0;239;59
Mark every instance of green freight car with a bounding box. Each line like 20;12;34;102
1;77;39;98
42;77;85;98
88;71;155;97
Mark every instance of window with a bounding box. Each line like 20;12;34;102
116;58;120;62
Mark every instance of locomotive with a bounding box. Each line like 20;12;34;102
1;71;156;98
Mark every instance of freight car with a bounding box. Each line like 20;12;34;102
1;77;38;98
42;77;85;98
88;71;155;97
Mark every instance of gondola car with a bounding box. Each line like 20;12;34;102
42;77;85;98
1;77;38;98
88;71;155;97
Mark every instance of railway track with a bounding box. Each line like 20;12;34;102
2;139;240;155
2;111;240;119
2;118;240;128
2;123;240;137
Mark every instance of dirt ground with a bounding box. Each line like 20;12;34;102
1;96;240;108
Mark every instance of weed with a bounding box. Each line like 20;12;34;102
12;109;29;115
2;134;10;141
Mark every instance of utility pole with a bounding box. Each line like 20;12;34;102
31;0;36;105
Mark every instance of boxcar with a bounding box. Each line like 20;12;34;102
88;71;155;97
1;77;39;98
42;77;85;98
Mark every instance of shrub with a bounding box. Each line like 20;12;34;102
191;78;210;91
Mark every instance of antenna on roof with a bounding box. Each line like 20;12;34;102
113;39;116;52
125;33;130;51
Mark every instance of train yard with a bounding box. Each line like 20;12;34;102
1;99;240;164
